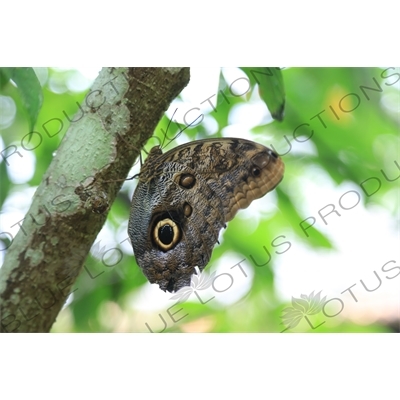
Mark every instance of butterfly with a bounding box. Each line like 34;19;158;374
128;137;284;292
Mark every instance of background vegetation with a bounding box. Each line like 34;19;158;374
1;67;398;332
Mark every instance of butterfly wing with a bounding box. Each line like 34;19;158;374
128;138;284;292
129;162;226;292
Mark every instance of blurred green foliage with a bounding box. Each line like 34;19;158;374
1;67;398;333
0;67;43;131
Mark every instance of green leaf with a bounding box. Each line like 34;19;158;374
0;67;12;89
241;67;285;121
2;67;43;131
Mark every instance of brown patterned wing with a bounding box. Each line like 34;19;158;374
128;138;284;292
156;138;285;221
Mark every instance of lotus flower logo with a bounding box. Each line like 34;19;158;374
281;291;327;331
170;267;217;303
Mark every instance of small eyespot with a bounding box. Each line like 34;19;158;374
252;167;261;177
179;174;196;189
153;218;181;251
183;202;192;217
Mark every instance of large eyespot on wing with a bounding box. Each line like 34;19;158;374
151;212;183;252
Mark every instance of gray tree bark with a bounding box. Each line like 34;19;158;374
0;67;190;332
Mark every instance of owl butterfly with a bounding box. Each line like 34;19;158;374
128;138;284;292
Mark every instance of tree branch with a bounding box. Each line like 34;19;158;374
0;67;190;332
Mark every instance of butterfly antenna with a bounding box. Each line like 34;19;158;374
161;108;203;151
161;108;178;150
